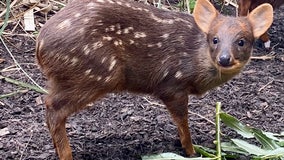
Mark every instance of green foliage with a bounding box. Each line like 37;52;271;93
142;102;284;160
177;0;196;13
0;0;11;37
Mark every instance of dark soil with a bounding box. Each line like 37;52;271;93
0;2;283;160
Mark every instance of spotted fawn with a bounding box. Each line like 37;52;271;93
36;0;273;159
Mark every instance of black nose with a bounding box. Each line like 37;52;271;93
218;54;232;67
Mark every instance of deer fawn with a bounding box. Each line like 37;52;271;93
238;0;283;49
36;0;273;159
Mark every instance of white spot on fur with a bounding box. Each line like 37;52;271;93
107;0;114;3
156;42;162;48
114;41;119;46
129;39;134;44
87;2;95;9
144;9;149;12
161;56;170;64
161;33;169;39
109;56;117;71
118;40;123;45
93;41;103;50
134;32;147;38
101;57;107;63
83;45;91;55
70;47;77;52
150;13;174;24
163;69;169;78
89;75;95;78
74;13;81;18
97;76;102;81
103;36;113;41
175;71;183;79
85;69;92;75
125;3;131;7
96;20;103;26
97;0;104;3
63;55;69;60
105;76;111;82
123;27;134;34
116;30;122;34
147;42;162;48
78;28;85;34
91;29;97;35
71;57;79;66
116;1;122;5
57;19;71;29
83;18;90;24
109;25;115;31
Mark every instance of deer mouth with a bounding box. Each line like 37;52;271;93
216;60;247;74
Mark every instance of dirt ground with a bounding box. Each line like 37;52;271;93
0;1;283;160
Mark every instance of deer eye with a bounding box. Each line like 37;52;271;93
213;37;219;44
238;39;245;46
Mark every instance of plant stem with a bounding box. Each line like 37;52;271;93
216;102;222;160
0;0;10;37
0;75;48;94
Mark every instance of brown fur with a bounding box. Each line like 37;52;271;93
36;0;273;159
238;0;284;47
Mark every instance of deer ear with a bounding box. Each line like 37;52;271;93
248;3;273;38
193;0;218;33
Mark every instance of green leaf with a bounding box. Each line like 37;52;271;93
231;139;267;156
251;128;280;150
263;131;284;144
221;142;249;155
141;152;215;160
219;113;254;138
263;147;284;157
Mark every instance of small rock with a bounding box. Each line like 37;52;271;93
0;127;9;136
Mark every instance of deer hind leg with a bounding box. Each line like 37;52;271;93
45;94;74;160
160;92;194;156
238;0;251;16
45;86;105;160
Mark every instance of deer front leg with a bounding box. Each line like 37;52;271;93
160;92;195;156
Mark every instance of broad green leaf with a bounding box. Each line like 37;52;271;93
264;131;284;141
264;147;284;156
257;148;284;159
231;139;267;156
141;152;215;160
221;142;249;155
219;113;254;138
263;131;284;146
251;128;279;150
194;145;217;156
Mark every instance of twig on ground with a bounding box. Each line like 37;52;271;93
251;54;275;60
143;97;215;125
258;79;274;92
19;126;34;160
0;90;28;99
